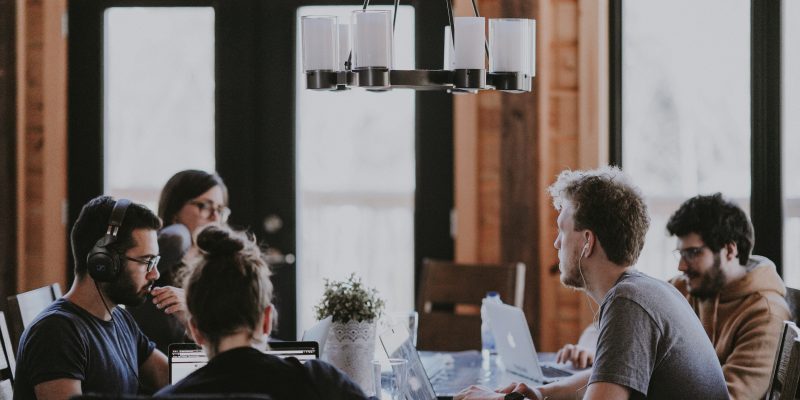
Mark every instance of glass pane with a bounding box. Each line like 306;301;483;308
104;7;215;210
783;0;800;286
296;6;416;333
621;0;750;280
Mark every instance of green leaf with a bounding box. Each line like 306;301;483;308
314;273;385;323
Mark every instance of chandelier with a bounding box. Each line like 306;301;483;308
300;1;536;93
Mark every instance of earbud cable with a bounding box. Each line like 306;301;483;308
577;246;600;327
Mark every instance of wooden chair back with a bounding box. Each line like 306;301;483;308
0;312;15;399
786;287;800;325
767;321;800;399
6;283;62;354
416;259;525;351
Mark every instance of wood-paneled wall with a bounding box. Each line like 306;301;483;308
15;0;68;293
454;0;607;351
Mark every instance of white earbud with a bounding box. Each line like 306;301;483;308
581;241;589;258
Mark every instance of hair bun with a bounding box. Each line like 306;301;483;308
196;225;244;256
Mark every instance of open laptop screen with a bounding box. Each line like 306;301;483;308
379;325;439;400
168;343;208;385
168;341;320;385
265;341;319;362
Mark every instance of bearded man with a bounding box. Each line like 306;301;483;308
14;196;184;400
667;193;790;400
456;167;727;400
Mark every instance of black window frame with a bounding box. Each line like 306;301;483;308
610;0;783;274
68;0;453;337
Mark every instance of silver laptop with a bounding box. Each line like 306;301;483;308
301;316;332;355
485;302;573;383
379;324;441;400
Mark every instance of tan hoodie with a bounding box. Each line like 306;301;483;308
671;256;791;400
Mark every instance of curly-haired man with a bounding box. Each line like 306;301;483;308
667;193;790;400
456;167;728;400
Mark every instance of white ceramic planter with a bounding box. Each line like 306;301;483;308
323;320;377;395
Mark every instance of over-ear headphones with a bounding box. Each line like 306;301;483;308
87;199;131;282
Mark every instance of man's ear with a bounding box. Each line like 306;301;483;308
262;305;273;336
187;316;206;346
582;231;595;256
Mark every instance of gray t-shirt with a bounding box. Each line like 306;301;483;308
591;270;728;400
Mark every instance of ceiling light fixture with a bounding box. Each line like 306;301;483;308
301;0;536;94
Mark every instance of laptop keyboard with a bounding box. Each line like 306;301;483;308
541;365;572;378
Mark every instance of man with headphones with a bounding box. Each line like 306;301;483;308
456;167;727;400
13;196;177;400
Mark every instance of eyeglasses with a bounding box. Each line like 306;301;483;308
123;255;161;273
672;246;708;263
189;200;231;222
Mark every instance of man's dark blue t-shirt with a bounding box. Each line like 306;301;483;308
13;298;156;400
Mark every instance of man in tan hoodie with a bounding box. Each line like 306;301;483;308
665;193;790;400
556;193;791;399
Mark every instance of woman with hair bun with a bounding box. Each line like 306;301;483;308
154;225;369;399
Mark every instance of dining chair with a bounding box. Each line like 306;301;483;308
785;287;800;325
416;259;526;351
766;320;800;399
0;312;15;399
6;283;63;354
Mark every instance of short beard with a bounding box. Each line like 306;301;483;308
560;250;585;290
687;253;726;300
105;266;150;307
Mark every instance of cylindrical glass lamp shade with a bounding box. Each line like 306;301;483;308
489;18;535;74
443;25;455;71
351;10;393;70
301;16;338;72
338;23;351;71
528;20;536;76
454;17;485;70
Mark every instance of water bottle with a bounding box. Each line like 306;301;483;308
480;291;502;358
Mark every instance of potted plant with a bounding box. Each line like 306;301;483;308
315;273;385;394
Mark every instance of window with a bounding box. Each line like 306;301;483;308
783;0;800;286
104;7;215;209
621;0;751;280
295;6;416;331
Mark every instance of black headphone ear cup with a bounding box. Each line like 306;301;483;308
87;198;130;282
87;238;121;282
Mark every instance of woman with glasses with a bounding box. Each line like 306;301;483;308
130;169;231;353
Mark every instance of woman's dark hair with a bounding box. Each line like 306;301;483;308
158;170;228;226
667;193;753;265
184;225;273;349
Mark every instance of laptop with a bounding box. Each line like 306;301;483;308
301;316;332;355
379;324;441;400
167;341;320;385
484;302;573;383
